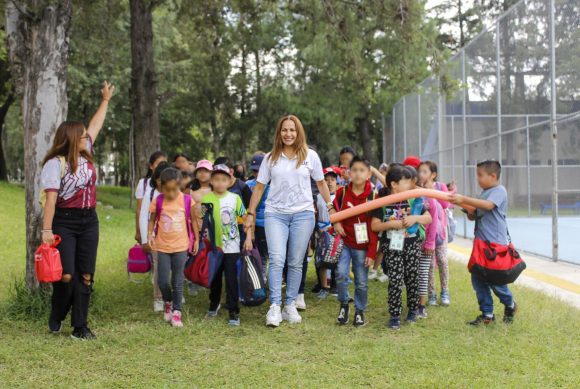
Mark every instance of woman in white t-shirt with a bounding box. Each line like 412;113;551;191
135;151;167;312
244;115;334;327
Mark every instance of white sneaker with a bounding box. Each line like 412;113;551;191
153;299;164;312
368;269;378;281
378;273;389;283
295;293;306;311
282;303;302;324
266;304;282;327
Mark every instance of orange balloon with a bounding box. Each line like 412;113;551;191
329;188;474;224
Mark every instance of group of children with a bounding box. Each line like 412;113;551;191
135;148;517;329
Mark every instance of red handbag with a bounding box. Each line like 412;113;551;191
35;235;63;283
468;238;526;285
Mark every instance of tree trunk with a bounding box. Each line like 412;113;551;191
356;113;373;160
6;1;72;291
0;93;15;181
130;0;160;181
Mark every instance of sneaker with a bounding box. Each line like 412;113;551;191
295;293;307;311
368;269;378;281
428;294;438;306
163;302;173;322
503;302;517;324
388;316;401;330
468;314;496;326
406;310;419;324
336;303;350;325
206;303;221;318
171;310;183;327
311;284;322;293
48;317;62;334
378;273;389;283
266;304;282;327
282;303;302;324
418;305;428;319
153;299;164;312
317;288;330;300
71;327;96;340
228;312;240;326
440;289;450;306
353;310;366;327
329;287;338;297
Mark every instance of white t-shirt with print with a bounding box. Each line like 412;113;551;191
257;149;324;214
135;178;159;244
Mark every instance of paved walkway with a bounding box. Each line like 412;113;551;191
448;237;580;309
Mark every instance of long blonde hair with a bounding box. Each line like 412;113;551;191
269;115;308;168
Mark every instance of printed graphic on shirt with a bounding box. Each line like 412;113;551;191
160;208;185;234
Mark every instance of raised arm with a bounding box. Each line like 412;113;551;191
87;81;115;143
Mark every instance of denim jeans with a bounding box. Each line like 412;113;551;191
336;246;369;311
471;273;513;315
265;211;315;305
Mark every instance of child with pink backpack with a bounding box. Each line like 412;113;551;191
148;167;199;327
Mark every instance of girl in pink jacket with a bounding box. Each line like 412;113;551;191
419;161;451;307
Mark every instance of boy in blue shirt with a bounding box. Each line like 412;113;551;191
450;160;518;325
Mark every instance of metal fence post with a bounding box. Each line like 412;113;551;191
403;98;407;157
549;0;558;262
496;22;502;165
526;115;531;217
462;51;468;237
418;93;422;156
392;107;396;162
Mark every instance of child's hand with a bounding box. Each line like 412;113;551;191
402;215;417;228
142;243;152;253
449;194;464;205
333;222;346;237
192;240;200;255
243;238;253;252
364;257;374;267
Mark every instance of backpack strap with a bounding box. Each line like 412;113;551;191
184;194;194;251
336;186;345;211
153;194;164;236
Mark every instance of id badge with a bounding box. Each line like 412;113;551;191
354;222;369;244
389;230;405;251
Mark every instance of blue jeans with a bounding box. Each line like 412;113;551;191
265;211;315;305
336;246;369;311
471;273;513;316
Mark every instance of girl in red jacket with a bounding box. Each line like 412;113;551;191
332;156;378;327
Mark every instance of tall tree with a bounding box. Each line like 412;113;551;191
6;0;72;290
130;0;162;180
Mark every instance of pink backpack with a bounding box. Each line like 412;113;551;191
127;244;151;283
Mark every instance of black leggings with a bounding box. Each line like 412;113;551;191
51;208;99;328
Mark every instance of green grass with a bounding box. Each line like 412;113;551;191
1;182;579;387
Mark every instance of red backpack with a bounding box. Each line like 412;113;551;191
468;216;526;284
183;202;224;288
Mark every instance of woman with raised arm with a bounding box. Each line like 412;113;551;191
40;81;115;340
244;115;333;327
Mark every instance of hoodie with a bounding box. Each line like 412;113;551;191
333;181;378;258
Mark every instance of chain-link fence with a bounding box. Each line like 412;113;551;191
388;0;580;264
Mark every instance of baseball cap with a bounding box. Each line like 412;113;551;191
323;166;340;177
403;155;421;169
211;164;231;176
195;159;213;172
250;154;265;171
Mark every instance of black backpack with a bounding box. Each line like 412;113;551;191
237;248;267;306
